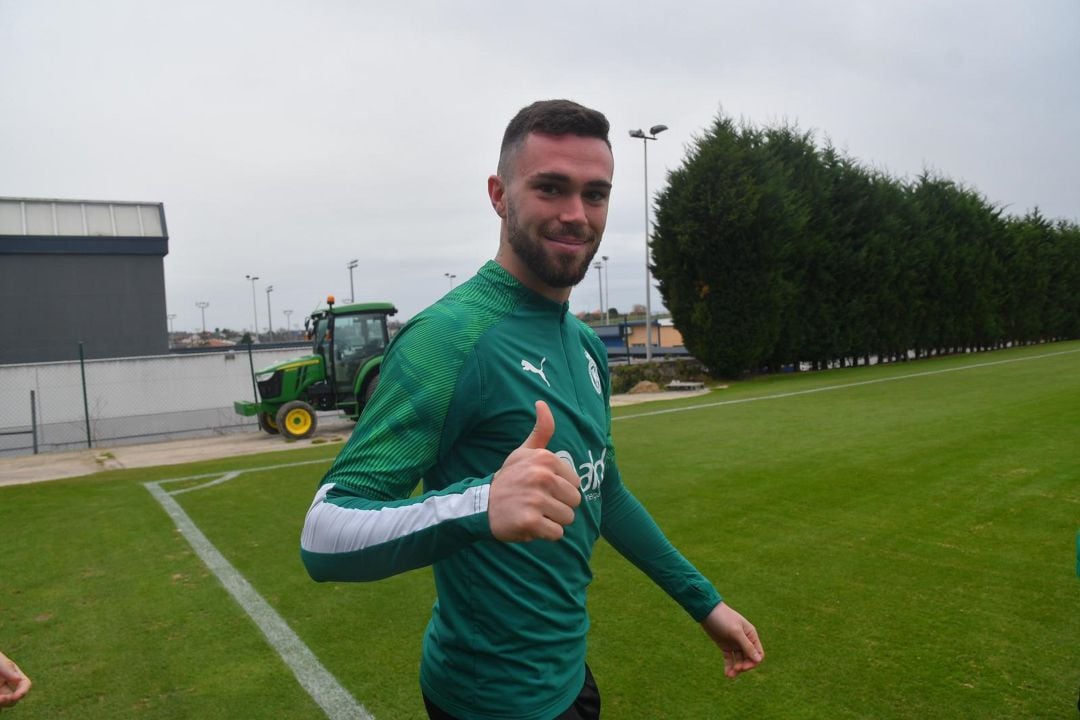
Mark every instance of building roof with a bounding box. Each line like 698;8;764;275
0;196;168;256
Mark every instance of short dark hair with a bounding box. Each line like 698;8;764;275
497;99;611;177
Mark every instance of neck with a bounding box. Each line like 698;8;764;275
494;244;572;304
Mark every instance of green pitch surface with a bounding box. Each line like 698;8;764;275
2;341;1078;719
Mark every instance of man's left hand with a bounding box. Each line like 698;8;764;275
701;602;764;678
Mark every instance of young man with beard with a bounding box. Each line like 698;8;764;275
301;99;764;720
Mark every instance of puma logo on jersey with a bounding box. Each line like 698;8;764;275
521;357;550;387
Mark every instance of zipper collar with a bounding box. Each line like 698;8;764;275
478;260;571;317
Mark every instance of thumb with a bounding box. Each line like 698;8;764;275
520;400;555;450
737;624;764;661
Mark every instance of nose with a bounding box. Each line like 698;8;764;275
557;194;587;226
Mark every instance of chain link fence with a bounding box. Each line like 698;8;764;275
0;344;312;457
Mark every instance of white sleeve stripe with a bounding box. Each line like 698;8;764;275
300;482;490;554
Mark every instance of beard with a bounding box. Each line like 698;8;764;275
506;202;600;289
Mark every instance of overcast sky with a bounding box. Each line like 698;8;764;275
2;0;1078;334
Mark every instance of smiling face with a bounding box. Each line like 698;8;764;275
489;132;614;302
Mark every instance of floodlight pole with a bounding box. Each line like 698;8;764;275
245;274;260;342
445;272;456;289
195;301;209;334
602;255;610;324
265;285;274;339
347;259;358;303
629;124;667;361
593;261;604;324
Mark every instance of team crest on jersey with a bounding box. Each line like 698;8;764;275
584;350;601;395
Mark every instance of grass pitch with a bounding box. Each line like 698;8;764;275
1;341;1078;719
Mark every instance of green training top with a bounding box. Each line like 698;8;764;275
300;261;723;720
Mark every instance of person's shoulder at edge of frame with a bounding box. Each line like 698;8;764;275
383;275;515;371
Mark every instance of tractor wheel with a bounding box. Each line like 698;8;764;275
257;411;280;435
276;400;318;440
361;371;381;408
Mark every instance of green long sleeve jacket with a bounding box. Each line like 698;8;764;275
301;261;722;720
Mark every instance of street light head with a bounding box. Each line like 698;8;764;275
649;124;668;136
629;129;646;139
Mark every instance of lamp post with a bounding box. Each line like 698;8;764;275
265;285;274;340
347;259;358;303
593;260;604;324
629;124;667;361
167;313;176;335
195;302;209;334
601;255;610;324
445;272;456;289
284;309;293;335
245;274;260;342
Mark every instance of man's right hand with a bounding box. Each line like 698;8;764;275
489;400;582;542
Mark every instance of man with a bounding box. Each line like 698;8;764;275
301;99;764;720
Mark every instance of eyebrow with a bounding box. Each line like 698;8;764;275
530;172;613;190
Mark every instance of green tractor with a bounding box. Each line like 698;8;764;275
234;296;397;440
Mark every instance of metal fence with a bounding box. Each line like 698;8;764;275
0;344;311;457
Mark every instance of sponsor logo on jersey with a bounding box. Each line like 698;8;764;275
521;357;550;387
555;447;606;502
584;350;601;395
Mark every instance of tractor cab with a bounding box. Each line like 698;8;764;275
310;299;395;403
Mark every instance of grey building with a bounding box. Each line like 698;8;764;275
0;197;170;364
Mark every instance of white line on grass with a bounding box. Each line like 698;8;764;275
145;466;371;720
166;470;241;495
614;347;1080;422
157;457;333;490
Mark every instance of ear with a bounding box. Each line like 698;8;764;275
488;175;507;219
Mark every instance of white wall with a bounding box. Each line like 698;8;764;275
0;347;314;453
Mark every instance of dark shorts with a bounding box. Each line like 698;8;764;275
424;664;601;720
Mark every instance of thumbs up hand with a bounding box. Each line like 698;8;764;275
489;401;582;542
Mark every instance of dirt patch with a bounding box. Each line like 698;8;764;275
1;389;711;487
628;380;662;394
